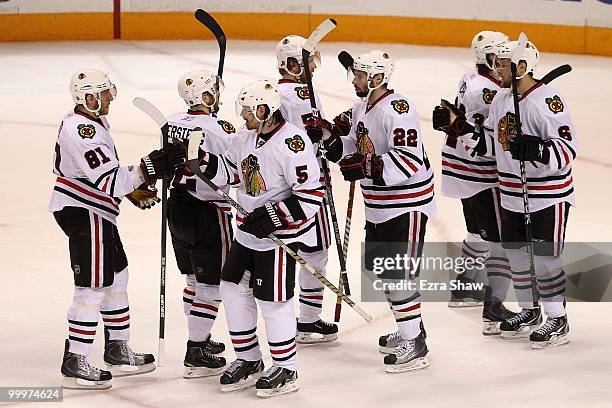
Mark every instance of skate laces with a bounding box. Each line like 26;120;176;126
227;359;245;375
507;309;533;325
534;317;559;335
394;338;415;357
261;366;282;380
119;341;136;366
387;331;402;342
77;355;101;375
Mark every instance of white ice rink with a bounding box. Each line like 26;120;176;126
1;39;611;408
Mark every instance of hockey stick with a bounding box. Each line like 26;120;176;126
194;9;226;79
301;19;354;301
333;50;357;321
133;97;170;366
133;97;372;322
510;33;539;308
539;64;572;85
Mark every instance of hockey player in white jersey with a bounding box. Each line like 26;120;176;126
434;31;517;334
193;80;323;396
49;69;184;389
274;34;338;343
167;69;238;378
438;40;576;349
319;51;435;372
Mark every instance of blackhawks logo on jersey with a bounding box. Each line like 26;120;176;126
356;121;375;154
77;124;96;139
217;120;236;134
482;88;497;105
285;135;305;153
498;112;517;151
295;86;310;100
546;95;564;114
241;154;266;196
391;99;410;114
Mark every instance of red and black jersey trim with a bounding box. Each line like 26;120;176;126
365;195;434;209
442;170;499;184
275;219;316;239
54;186;120;217
361;174;433;192
283;195;308;221
499;169;572;183
500;187;574;200
442;152;496;167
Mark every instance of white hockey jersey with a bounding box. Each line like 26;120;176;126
278;78;331;248
48;109;139;224
441;71;501;198
205;120;324;251
340;90;436;224
464;82;577;213
166;110;237;212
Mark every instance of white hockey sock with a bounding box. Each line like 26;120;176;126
100;268;130;341
220;272;262;361
67;286;105;356
183;275;196;317
486;244;512;301
188;282;221;342
506;248;537;308
535;255;566;318
461;234;491;281
386;290;422;340
259;299;297;371
297;248;328;323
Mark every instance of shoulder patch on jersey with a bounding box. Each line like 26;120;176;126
77;124;96;139
217;120;236;134
356;121;375;154
482;88;497;105
497;112;517;151
545;95;564;114
295;86;310;100
285;135;305;153
391;99;410;114
241;154;267;196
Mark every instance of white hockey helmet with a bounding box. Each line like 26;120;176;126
352;50;395;89
178;69;224;108
235;79;282;122
496;40;540;79
471;31;509;69
275;35;320;77
70;69;116;115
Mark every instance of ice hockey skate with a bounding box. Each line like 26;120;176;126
482;297;517;335
530;315;570;349
103;330;156;377
183;340;226;378
379;321;427;354
255;366;299;398
61;340;112;390
448;275;485;308
204;333;226;355
296;319;338;344
220;359;265;392
383;331;429;373
500;307;543;339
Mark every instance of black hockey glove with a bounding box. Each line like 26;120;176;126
240;203;289;238
432;106;450;132
140;144;185;183
339;153;384;184
126;183;160;210
302;114;333;144
508;135;550;164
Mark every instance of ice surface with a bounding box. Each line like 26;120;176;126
0;39;611;407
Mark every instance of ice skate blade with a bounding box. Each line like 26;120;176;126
296;332;338;344
106;362;156;377
385;357;430;374
482;320;501;336
183;365;225;379
448;300;483;308
62;376;112;390
256;381;299;398
531;336;570;350
220;373;262;393
500;325;537;340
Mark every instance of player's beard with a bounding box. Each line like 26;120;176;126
355;87;368;98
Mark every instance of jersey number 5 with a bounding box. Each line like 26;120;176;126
84;147;111;169
295;165;308;183
393;128;417;147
